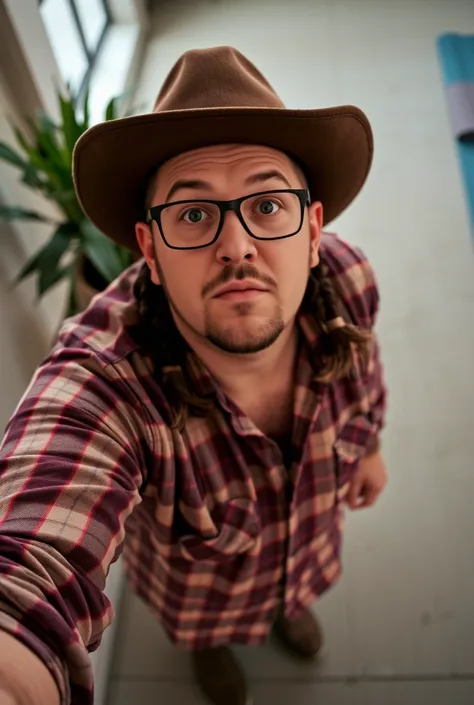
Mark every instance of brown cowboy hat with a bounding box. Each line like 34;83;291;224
73;45;373;252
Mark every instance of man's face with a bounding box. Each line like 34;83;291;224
135;144;323;355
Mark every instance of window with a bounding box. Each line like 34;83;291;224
39;0;111;95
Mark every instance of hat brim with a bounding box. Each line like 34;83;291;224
73;105;373;252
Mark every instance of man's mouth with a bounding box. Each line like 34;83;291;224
214;288;268;301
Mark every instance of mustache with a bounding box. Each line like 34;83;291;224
202;263;276;297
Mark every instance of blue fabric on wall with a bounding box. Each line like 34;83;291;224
438;34;474;84
437;33;474;237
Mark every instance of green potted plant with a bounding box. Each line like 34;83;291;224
0;89;135;315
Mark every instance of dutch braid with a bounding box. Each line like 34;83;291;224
304;262;372;381
133;264;213;431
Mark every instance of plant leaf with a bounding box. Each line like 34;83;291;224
26;115;69;185
12;125;34;156
81;220;124;283
34;113;65;161
39;261;73;296
0;205;52;223
0;141;27;169
36;110;60;134
9;118;64;197
82;87;90;131
14;222;78;287
105;96;118;122
59;92;83;164
13;104;80;220
21;165;47;190
36;108;71;173
14;249;45;284
5;125;49;191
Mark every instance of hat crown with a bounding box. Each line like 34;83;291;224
154;46;286;113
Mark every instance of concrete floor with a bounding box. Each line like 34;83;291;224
105;1;474;703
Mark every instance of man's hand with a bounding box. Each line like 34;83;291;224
0;631;60;705
346;451;388;510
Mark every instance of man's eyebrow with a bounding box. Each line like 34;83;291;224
165;179;213;203
164;170;293;203
244;170;293;189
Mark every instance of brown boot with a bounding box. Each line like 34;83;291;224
273;608;324;660
191;646;252;705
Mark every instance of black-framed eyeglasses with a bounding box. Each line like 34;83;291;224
146;189;311;250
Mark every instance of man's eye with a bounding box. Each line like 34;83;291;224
182;208;207;223
257;199;280;215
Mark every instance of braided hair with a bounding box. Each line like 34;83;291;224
304;261;372;380
133;264;213;432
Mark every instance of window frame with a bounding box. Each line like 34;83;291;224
38;0;112;96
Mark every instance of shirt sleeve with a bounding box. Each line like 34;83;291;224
0;347;149;705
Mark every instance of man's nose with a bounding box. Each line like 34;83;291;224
215;210;258;263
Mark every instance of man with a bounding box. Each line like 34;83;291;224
0;46;387;705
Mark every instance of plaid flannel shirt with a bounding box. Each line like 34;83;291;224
0;232;386;704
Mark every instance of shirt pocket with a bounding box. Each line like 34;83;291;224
176;496;260;562
333;413;375;497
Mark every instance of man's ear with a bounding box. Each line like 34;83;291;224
308;201;323;268
135;222;161;285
